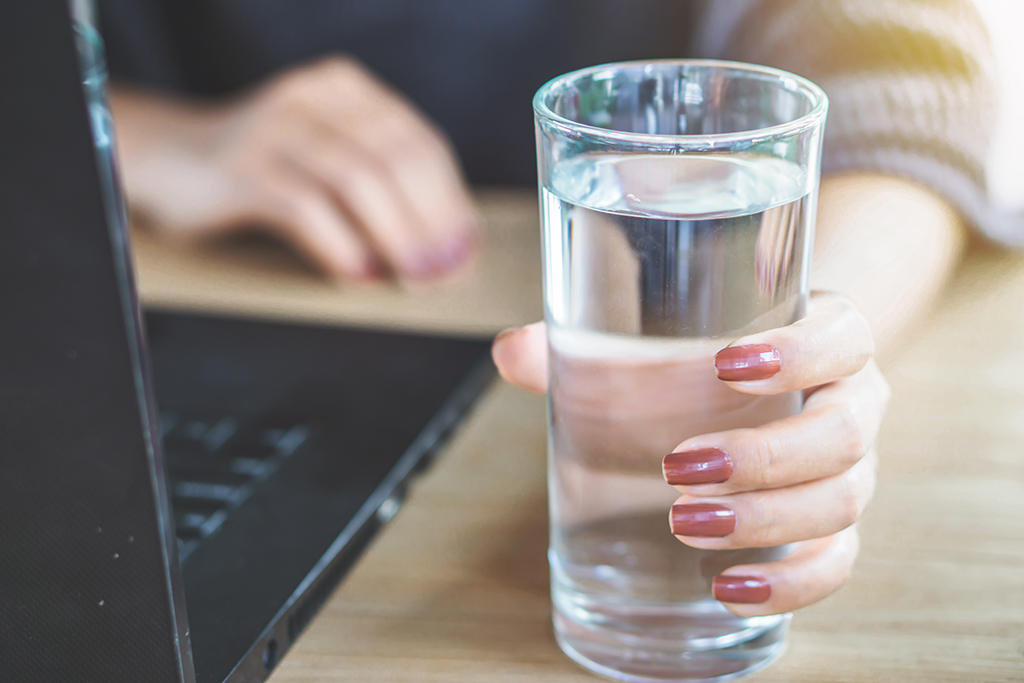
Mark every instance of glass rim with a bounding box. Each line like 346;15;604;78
533;59;828;147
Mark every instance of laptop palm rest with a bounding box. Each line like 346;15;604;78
145;310;494;683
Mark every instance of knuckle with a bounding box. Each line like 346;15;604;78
302;55;362;84
835;477;861;529
839;299;875;359
218;147;264;176
833;405;867;464
268;69;312;101
332;161;381;198
417;123;456;157
856;336;875;368
827;292;865;327
407;132;446;162
870;363;893;408
274;189;320;224
277;95;312;121
834;526;861;584
316;54;357;72
260;86;318;123
270;57;363;105
748;496;778;546
752;432;784;486
381;135;455;186
844;524;862;559
832;292;860;316
837;539;855;583
837;461;875;529
375;141;420;176
772;324;801;352
853;346;874;373
368;107;430;145
860;452;879;501
817;293;875;365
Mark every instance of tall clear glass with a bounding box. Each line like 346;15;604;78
534;61;827;682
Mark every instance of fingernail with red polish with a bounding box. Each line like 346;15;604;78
433;233;470;271
670;504;736;537
359;258;385;281
714;344;781;382
663;448;733;485
403;252;437;279
712;575;771;604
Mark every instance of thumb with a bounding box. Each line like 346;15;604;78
492;321;548;393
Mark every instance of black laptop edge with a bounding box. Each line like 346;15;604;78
225;355;493;681
1;2;497;682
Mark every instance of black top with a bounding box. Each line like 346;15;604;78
96;0;697;185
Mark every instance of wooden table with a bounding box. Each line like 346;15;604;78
134;190;1024;683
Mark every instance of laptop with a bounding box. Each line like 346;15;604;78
0;3;495;682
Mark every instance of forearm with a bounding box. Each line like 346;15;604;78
812;172;968;362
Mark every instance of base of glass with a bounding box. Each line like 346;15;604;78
553;606;790;683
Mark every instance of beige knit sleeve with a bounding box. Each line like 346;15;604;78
695;0;1020;245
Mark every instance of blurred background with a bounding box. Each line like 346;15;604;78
973;0;1024;214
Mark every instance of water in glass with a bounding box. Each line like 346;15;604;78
541;151;812;682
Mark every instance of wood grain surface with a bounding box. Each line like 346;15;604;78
135;191;1024;682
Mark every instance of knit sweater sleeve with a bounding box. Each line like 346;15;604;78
694;0;1021;246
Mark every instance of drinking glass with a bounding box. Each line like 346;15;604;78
534;60;827;682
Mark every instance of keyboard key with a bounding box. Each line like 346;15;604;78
180;512;209;529
202;417;238;451
222;429;283;460
276;424;310;457
164;415;316;549
229;457;272;479
180;420;209;441
198;509;229;538
174;481;248;505
166;451;251;484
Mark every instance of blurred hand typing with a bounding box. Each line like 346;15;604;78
110;56;479;284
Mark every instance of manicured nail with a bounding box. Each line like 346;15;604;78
663;448;733;485
712;575;771;604
358;258;385;280
670;503;735;537
433;232;472;271
402;251;437;279
714;344;781;382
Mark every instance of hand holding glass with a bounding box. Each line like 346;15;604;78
495;60;888;682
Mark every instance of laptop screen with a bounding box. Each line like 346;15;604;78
0;2;192;681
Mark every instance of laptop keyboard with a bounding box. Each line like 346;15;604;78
158;411;311;562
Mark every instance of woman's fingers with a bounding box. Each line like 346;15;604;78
150;56;479;284
497;294;874;399
257;167;380;281
290;57;478;280
282;132;443;281
355;116;478;269
714;292;874;394
377;133;478;273
664;360;889;494
492;322;548;393
668;449;876;549
712;526;860;617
